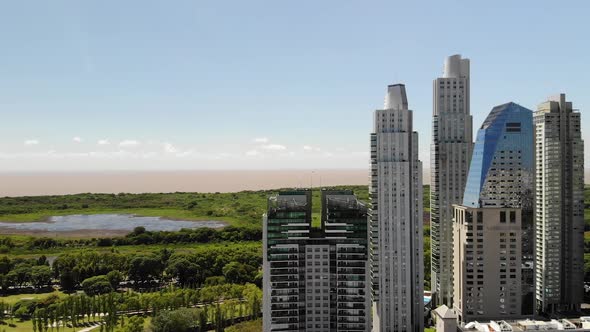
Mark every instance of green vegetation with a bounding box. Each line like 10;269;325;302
0;186;373;233
0;191;272;227
225;318;262;332
0;290;65;306
1;284;260;332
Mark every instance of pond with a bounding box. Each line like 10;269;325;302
0;214;226;235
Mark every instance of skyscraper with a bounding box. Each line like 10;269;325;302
371;84;423;332
430;54;473;307
453;102;534;323
262;189;371;332
534;94;585;314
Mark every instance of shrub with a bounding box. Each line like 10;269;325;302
81;275;113;296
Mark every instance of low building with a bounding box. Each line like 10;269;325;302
431;306;590;332
458;318;590;331
433;304;457;332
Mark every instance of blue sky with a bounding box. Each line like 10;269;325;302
1;0;588;171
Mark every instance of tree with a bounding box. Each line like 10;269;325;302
13;299;38;319
151;308;200;332
165;258;203;286
81;275;113;296
106;270;123;290
132;226;146;236
30;265;53;289
128;256;162;284
222;262;255;284
0;256;11;274
124;316;144;332
242;283;262;318
7;263;32;287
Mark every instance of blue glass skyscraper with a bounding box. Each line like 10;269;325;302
463;102;534;209
452;102;535;322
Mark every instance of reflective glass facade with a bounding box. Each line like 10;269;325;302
458;102;536;317
463;102;534;209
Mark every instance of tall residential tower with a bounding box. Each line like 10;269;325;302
534;94;585;314
262;189;371;332
430;54;473;307
371;84;424;332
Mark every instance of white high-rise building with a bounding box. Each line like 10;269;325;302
371;84;424;332
430;54;473;307
534;94;585;314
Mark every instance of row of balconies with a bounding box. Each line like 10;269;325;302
272;290;299;296
337;295;365;302
337;309;366;316
337;268;366;274
271;303;299;310
271;296;300;303
337;303;366;309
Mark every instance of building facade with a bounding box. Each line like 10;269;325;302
453;206;523;322
453;102;534;323
534;94;585;314
262;190;371;332
430;54;473;307
371;84;424;332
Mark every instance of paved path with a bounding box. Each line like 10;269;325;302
77;323;103;332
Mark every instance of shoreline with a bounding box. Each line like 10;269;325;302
0;213;230;237
0;169;374;197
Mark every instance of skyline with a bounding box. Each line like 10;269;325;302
1;1;589;171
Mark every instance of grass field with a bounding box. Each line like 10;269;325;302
114;316;152;332
0;290;66;305
225;319;262;332
0;318;103;332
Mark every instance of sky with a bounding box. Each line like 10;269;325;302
0;0;589;171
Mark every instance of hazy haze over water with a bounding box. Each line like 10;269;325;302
0;170;373;197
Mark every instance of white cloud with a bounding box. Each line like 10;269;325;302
246;150;260;156
73;137;82;143
303;145;321;152
24;139;39;146
261;144;287;151
119;140;140;148
163;143;177;153
253;137;269;143
97;139;110;145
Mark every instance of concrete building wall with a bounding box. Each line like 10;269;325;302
431;54;473;307
535;94;585;314
372;84;423;332
453;206;523;323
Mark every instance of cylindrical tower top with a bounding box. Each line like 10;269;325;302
443;54;470;79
